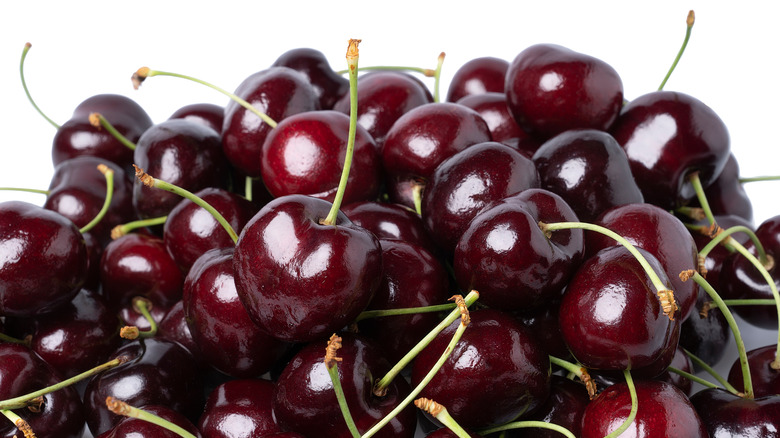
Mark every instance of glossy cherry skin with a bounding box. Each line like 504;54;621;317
133;119;230;219
446;56;509;103
381;102;492;208
341;201;436;254
169;102;225;134
454;189;584;311
507;375;590;438
260;110;382;203
559;245;679;370
587;202;699;321
422;141;540;253
505;44;623;140
610;90;731;209
222;66;318;177
690;388;780;437
198;378;283;437
274;333;416;437
157;300;202;364
52;94;152;169
727;345;780;398
0;201;88;317
184;247;288;377
699;153;754;224
96;404;203;438
456;92;539;155
679;287;731;368
0;343;85;438
100;233;184;310
83;337;203;436
532;129;644;222
233;194;382;343
272;47;350;110
333;71;433;147
411;308;550;430
358;238;450;363
581;380;707;438
163;187;257;272
512;301;570;360
719;215;780;329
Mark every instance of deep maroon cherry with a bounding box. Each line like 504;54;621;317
422;141;540;253
260;110;382;204
427;429;482;438
96;404;203;438
727;345;780;398
690;388;780;437
456;92;539;156
133;119;229;219
512;300;570;360
233;194;382;343
453;189;584;310
505;43;623;140
0;200;88;317
446;56;509;103
222;66;318;177
52;94;152;169
531;129;644;222
581;380;707;437
411;308;550;430
679;286;731;368
274;333;416;437
157;299;202;364
198;378;284;437
697;153;754;224
507;375;590;438
341;201;436;254
609;90;731;209
272;47;350;110
169;102;225;134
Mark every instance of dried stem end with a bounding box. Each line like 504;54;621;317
449;294;470;326
697;255;708;278
414;397;443;417
699;301;712;319
15;418;35;438
132;67;150;90
89;112;102;129
132;165;155;188
657;289;678;321
110;225;126;240
346;39;361;62
106;396;132;416
324;334;343;369
687;10;695;27
580;368;598;400
26;396;44;413
120;326;140;340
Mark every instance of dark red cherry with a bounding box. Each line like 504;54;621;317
456;92;539;155
411;308;550;430
505;44;623;140
100;233;184;310
690;388;780;437
97;404;203;438
169;102;225;134
233;194;382;343
422;141;540;253
512;300;570;360
0;200;88;317
332;71;433;147
260;110;381;203
727;345;780;398
183;247;288;377
609;90;731;209
679;286;731;368
587;202;699;321
381;102;492;208
83;337;203;436
157;300;202;363
133;119;229;219
427;429;482;438
272;47;350;110
531;129;644;222
559;245;679;370
581;380;707;437
453;189;584;311
697;153;754;224
274;333;416;437
0;343;85;438
446;56;509;103
222;66;318;177
507;375;590;438
198;378;283;437
163;187;257;272
52;94;152;169
341;201;436;254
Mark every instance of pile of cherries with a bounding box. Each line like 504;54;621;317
1;21;779;438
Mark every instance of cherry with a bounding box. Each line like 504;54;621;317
456;92;538;156
690;388;780;437
198;378;284;437
272;47;350;110
260;110;381;204
446;56;508;103
341;200;436;254
727;345;780;398
609;90;731;209
505;43;624;140
233;194;382;342
679;287;731;368
156;300;202;364
0;200;88;317
698;153;754;224
96;404;203;438
506;375;590;438
421;141;540;253
273;333;416;437
531;128;644;222
512;301;570;360
222;66;318;177
426;429;482;437
168;102;225;134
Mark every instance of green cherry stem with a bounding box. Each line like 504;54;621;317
20;42;59;129
676;206;706;222
79;164;114;234
721;299;777;306
549;355;597;398
0;356;129;411
356;302;457;322
689;172;716;226
119;297;158;340
111;216;168;239
666;366;722;390
133;165;237;243
372;291;479;395
683;271;754;398
89;113;137;151
415;398;470;438
0;332;29;345
323;39;361;226
244;176;254;202
682;347;740;395
106;397;198;438
603;370;638;438
325;334;361;438
1;409;34;438
740;175;780;184
697;225;768;265
131;67;277;129
0;187;48;195
412;183;423;216
432;52;445;103
478;420;576;438
337;65;436;76
658;10;695;91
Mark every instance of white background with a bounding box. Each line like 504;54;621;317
0;0;778;434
